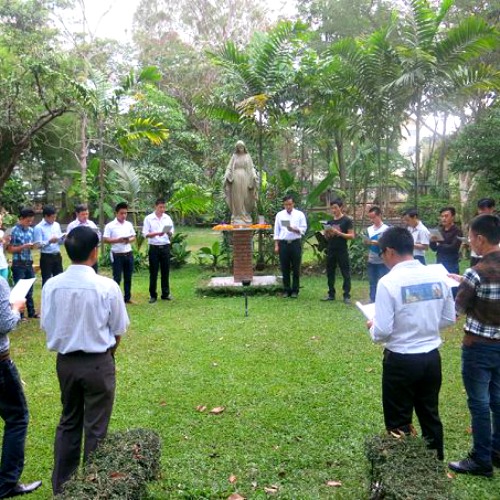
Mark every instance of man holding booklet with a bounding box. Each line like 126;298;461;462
367;226;455;461
143;198;175;304
103;202;136;304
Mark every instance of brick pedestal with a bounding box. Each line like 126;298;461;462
233;230;254;282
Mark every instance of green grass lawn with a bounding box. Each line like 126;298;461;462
9;231;499;499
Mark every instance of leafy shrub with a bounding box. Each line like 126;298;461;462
349;235;368;279
170;232;191;268
197;240;226;269
58;428;161;499
365;433;451;500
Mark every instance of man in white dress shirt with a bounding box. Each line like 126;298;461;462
67;204;101;272
403;208;430;265
368;226;455;460
103;202;136;304
41;226;129;495
273;195;307;298
143;198;174;303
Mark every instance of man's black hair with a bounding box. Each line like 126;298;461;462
75;204;88;214
19;207;35;219
440;206;456;217
369;206;381;216
477;198;495;210
64;226;99;263
42;205;56;217
115;201;128;212
282;195;295;203
330;198;343;207
470;214;500;245
378;226;414;256
403;208;418;218
155;198;166;206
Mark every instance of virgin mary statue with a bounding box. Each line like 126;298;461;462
224;140;258;225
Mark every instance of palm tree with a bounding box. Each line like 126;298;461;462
388;0;498;206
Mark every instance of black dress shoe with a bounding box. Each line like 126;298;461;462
321;296;335;301
289;292;298;299
148;297;157;304
448;457;493;477
1;480;42;498
493;451;500;468
161;295;173;301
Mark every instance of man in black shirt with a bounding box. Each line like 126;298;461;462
322;199;355;304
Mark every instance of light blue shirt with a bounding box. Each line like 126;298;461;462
34;219;64;254
42;265;129;354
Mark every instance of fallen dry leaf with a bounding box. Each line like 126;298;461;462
229;474;237;484
209;406;226;415
109;471;127;480
466;426;472;434
159;401;167;407
227;494;245;500
447;472;455;479
196;405;207;412
326;480;342;487
264;485;279;494
365;368;374;373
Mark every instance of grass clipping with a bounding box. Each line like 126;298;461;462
365;433;452;500
58;429;161;499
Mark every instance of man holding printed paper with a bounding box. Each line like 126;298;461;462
103;202;136;304
143;198;174;304
367;227;455;460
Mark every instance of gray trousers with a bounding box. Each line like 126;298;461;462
52;351;115;494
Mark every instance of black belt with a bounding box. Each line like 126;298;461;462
61;349;111;356
280;239;300;245
12;260;33;266
0;351;10;362
150;244;170;248
41;253;61;257
112;251;132;256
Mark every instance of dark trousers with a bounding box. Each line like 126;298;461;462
52;351;116;495
40;253;63;287
278;240;302;295
0;360;29;497
11;263;35;317
382;348;444;460
148;245;170;299
326;250;351;299
112;253;133;302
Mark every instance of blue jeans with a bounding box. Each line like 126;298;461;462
462;342;500;466
11;263;35;317
0;360;29;496
367;263;388;302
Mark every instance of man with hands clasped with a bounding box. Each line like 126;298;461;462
143;198;174;304
273;195;307;298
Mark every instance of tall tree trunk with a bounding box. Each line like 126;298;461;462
79;112;89;202
436;112;448;186
334;130;346;192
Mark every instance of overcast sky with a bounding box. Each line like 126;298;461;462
76;0;297;41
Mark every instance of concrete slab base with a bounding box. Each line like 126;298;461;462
208;276;279;287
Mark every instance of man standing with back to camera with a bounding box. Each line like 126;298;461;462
368;227;456;461
41;227;129;494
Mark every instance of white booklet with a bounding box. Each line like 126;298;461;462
426;264;460;288
162;225;172;233
429;228;444;241
10;278;36;303
356;301;375;320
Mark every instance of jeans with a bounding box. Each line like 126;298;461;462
326;250;351;299
367;263;388;302
112;253;134;302
148;245;170;299
462;342;500;466
0;360;29;496
11;264;35;317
